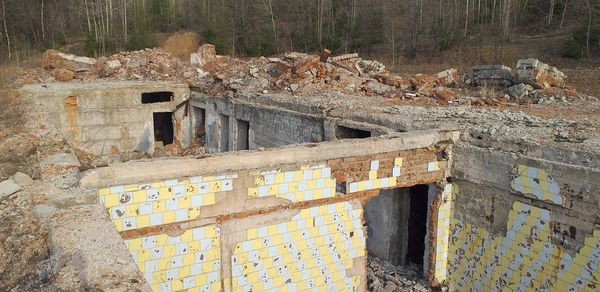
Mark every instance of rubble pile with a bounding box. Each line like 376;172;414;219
34;44;589;105
368;256;431;292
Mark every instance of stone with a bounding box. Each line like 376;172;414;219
41;49;97;72
471;65;513;86
0;178;21;198
39;153;80;189
357;60;387;75
436;68;460;87
515;58;566;89
105;59;122;69
12;172;33;187
52;68;75;82
289;83;299;92
33;204;57;219
190;44;217;67
507;83;534;100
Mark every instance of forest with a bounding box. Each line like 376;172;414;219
1;0;599;64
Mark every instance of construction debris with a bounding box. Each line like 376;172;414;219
368;256;430;292
34;45;583;105
515;58;566;89
467;65;513;86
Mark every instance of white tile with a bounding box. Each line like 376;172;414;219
278;183;289;193
175;209;188;222
191;263;203;275
207;271;219;283
198;182;210;194
258;186;269;197
183;276;196;289
119;192;133;205
150;247;164;260
144;272;154;285
370;160;379;171
146;189;160;201
122;218;137;230
110;185;125;194
190;176;203;183
264;174;275;185
145;260;158;273
165;179;178;187
322;167;332;178
149;213;163;226
222;179;234;191
284;172;295;183
172;185;186;198
165;268;179;281
139;202;153;215
315;179;325;189
257;227;268;238
170;255;183;268
166;198;179;211
303;170;313;180
158;282;171;292
111;205;126;218
393;167;401;177
348;182;358;193
190;195;204;207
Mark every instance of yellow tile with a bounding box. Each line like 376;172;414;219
288;182;298;192
125;204;139;217
357;181;366;192
105;194;119;207
294;171;303;181
164;245;177;258
394;158;403;167
132;190;147;203
268;185;278;196
204;193;215;205
210;181;222;192
325;179;334;188
153;201;165;213
99;188;111;196
267;225;278;236
151;182;165;188
171;279;183;291
294;192;304;202
248;187;258;198
181;230;193;242
159;187;173;200
188;208;200;219
307;180;316;190
185;184;197;196
179;197;191;209
368;170;378;180
274;173;285;184
203;176;215;182
179;265;191;278
163;211;176;224
196;274;207;286
137;215;150;228
313;169;322;179
254;176;265;186
112;218;123;231
373;179;381;189
247;228;258;240
313;189;323;199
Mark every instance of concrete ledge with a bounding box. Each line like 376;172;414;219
81;129;459;188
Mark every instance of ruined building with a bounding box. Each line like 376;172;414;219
3;48;599;292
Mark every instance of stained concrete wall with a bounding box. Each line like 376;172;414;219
190;92;395;153
22;81;192;156
81;130;457;292
364;188;411;265
439;140;600;290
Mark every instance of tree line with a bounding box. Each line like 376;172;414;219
0;0;599;64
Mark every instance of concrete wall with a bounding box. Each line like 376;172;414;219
22;81;192;156
438;141;600;290
81;130;456;292
191;92;395;153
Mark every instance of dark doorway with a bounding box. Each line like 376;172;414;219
192;106;206;144
406;185;429;265
142;92;173;104
335;125;371;139
153;112;174;146
236;119;250;150
219;114;230;152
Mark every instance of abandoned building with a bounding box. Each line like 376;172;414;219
2;49;599;292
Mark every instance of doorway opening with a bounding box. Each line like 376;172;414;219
236;119;250;150
153;112;174;146
219;114;230;152
192;106;206;144
406;184;429;266
364;185;430;267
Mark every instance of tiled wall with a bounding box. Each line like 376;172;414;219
248;165;336;202
433;184;453;283
228;202;365;292
445;165;600;291
125;226;222;292
98;175;237;231
97;147;450;292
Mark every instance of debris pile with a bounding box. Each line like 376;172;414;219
368;256;431;292
35;45;587;105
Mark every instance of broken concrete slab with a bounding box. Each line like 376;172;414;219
507;83;534;100
39;153;80;189
469;65;513;86
12;172;33;187
190;43;217;67
42;49;97;72
0;178;21;198
48;204;150;290
515;58;566;89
